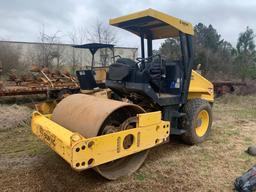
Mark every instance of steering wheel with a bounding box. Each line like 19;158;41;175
136;54;163;63
111;55;122;59
136;57;144;63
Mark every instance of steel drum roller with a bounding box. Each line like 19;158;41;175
52;94;149;180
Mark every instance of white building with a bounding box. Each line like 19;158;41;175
0;40;138;72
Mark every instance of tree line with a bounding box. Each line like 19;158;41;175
159;23;256;81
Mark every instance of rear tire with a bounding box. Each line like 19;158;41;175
180;99;212;145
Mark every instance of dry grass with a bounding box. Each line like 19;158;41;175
0;95;256;191
0;105;31;130
0;94;47;105
0;105;49;159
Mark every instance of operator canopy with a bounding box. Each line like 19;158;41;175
72;43;114;55
109;8;194;39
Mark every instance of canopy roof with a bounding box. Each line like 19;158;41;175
109;8;194;39
72;43;114;55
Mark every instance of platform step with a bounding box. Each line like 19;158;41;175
158;93;179;99
171;128;186;135
171;112;186;118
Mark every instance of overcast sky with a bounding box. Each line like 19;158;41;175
0;0;256;49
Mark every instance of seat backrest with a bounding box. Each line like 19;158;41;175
146;57;164;92
116;58;138;69
108;63;130;81
108;58;139;81
163;60;183;94
146;59;183;94
76;70;97;90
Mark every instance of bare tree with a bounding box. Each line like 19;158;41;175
87;21;117;66
0;42;22;76
36;26;65;69
69;26;87;45
68;26;87;73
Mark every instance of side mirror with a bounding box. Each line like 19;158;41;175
196;64;201;70
196;64;202;75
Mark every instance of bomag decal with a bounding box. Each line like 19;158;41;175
38;126;56;148
179;20;189;26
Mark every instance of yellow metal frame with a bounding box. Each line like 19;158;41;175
188;70;214;102
31;111;170;171
110;8;194;39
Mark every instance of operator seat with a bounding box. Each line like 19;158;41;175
108;58;138;81
116;58;138;69
107;56;183;101
108;58;150;83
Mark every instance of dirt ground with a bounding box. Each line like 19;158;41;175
0;95;256;192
